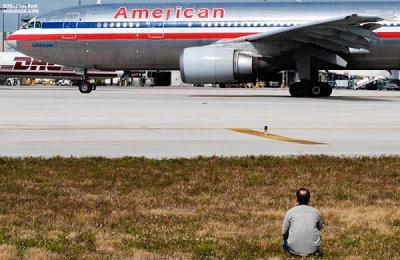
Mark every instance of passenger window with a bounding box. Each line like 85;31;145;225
35;22;42;28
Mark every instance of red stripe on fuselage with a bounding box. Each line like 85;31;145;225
376;32;400;38
7;32;400;41
7;32;255;41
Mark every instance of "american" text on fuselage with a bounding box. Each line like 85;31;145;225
113;6;226;20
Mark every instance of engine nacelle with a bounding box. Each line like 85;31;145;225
180;46;268;84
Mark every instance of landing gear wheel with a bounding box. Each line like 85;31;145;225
311;84;322;97
289;80;312;97
321;83;333;97
79;81;93;94
290;81;333;98
289;82;303;97
91;83;97;91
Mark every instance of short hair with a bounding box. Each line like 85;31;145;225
296;188;311;205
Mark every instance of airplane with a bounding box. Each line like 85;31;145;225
0;52;122;85
5;0;400;96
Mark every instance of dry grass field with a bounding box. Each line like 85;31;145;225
0;156;398;259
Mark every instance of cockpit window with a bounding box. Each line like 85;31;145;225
21;17;37;29
35;22;42;28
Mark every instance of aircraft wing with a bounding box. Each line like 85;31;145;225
219;15;383;55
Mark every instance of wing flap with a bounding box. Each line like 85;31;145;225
219;15;383;55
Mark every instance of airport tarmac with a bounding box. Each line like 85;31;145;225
1;86;400;158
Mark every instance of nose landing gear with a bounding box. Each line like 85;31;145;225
78;69;97;94
78;81;93;94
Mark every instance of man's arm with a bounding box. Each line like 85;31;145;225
317;211;324;230
282;212;290;240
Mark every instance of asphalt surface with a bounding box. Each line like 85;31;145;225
1;86;400;158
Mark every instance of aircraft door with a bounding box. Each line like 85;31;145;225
62;13;80;40
148;19;165;39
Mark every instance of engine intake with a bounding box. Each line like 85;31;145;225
180;46;268;84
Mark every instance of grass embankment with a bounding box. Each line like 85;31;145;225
0;157;398;259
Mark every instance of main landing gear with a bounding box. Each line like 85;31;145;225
78;69;97;94
289;80;332;97
290;54;333;98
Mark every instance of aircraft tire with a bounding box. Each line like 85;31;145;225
311;84;323;97
79;81;93;94
289;82;303;97
290;81;332;98
321;83;333;97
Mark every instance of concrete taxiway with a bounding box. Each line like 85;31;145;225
1;86;400;158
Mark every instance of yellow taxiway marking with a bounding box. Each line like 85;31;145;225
228;128;327;145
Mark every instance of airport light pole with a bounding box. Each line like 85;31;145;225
1;7;5;52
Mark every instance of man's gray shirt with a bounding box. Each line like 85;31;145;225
282;205;324;256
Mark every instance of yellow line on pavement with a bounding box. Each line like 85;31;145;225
228;128;327;145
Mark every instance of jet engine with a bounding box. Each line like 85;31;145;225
179;46;269;84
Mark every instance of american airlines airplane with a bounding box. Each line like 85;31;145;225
5;0;399;96
0;52;121;81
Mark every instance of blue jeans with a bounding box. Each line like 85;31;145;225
283;240;290;252
283;241;321;256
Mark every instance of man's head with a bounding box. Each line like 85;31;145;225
296;188;311;205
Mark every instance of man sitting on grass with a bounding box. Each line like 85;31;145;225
282;188;324;257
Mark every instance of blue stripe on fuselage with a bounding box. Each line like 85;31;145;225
41;21;400;29
42;21;297;29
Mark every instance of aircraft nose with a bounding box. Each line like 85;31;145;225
6;32;20;50
6;40;18;50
